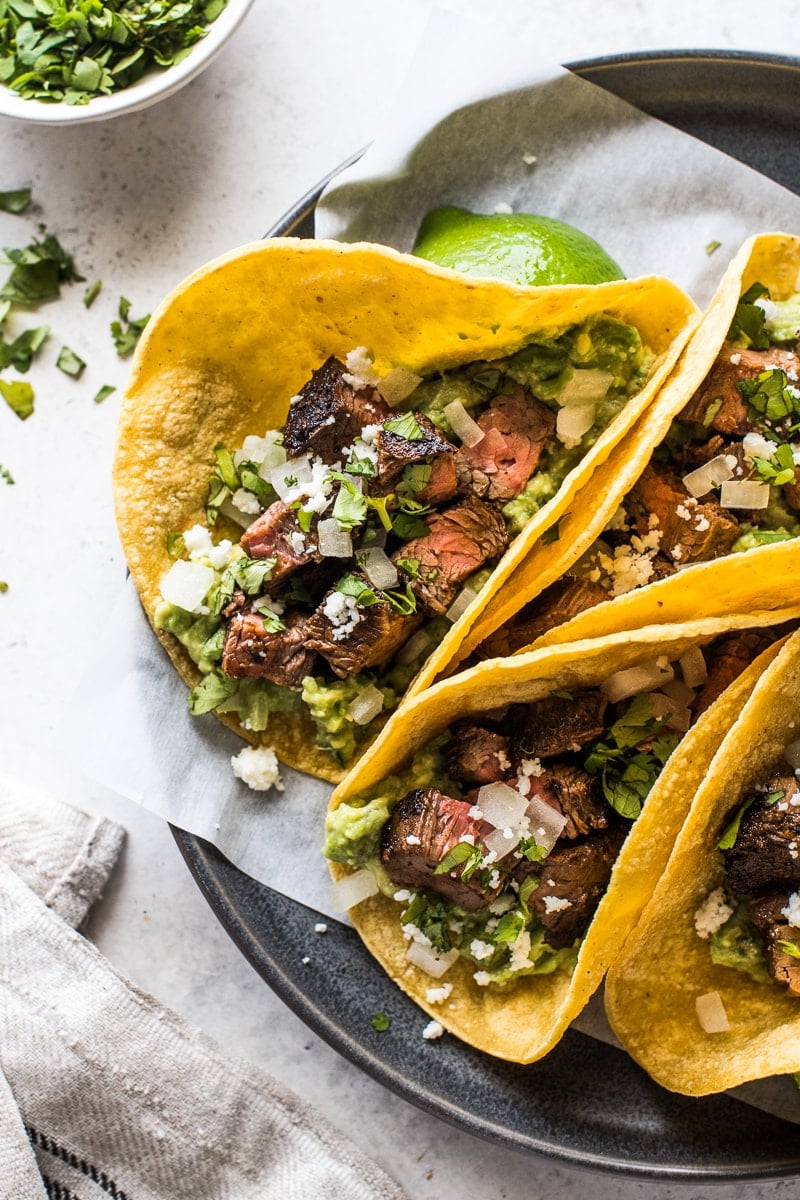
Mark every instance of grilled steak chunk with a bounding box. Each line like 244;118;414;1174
380;787;502;911
527;764;608;840
627;463;740;565
693;628;777;717
240;500;323;586
527;825;627;948
456;386;555;502
373;412;458;502
748;892;800;995
393;494;509;616
783;465;800;512
679;342;800;436
724;775;800;895
476;574;610;657
222;609;317;687
282;356;391;461
517;689;608;759
305;577;422;677
445;721;513;786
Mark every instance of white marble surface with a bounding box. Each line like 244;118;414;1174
4;2;800;1197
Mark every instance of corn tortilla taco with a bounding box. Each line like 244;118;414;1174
448;232;800;669
604;628;800;1095
323;613;800;1063
113;237;695;782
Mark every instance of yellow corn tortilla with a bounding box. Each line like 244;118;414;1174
113;237;696;782
444;232;800;673
604;628;800;1095
326;613;799;1064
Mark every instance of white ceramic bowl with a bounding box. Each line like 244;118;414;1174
0;0;254;125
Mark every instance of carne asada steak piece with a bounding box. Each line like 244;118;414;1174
692;628;778;718
679;342;800;436
476;574;610;658
445;721;513;786
283;356;391;460
456;386;555;502
627;463;740;564
517;689;608;759
240;499;323;586
527;764;609;840
782;465;800;512
526;824;627;948
748;891;800;995
222;608;317;687
724;775;800;895
305;577;422;677
373;412;458;502
392;494;509;616
380;787;503;911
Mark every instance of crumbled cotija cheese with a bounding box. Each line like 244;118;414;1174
542;895;571;913
422;1020;445;1040
694;886;734;939
230;745;285;792
343;346;380;390
425;982;453;1005
782;892;800;927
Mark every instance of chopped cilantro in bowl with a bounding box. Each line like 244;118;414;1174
0;0;254;123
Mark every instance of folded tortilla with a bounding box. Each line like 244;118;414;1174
446;232;800;671
326;614;800;1063
604;628;800;1095
113;237;695;781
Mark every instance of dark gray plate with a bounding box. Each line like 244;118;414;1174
173;51;800;1181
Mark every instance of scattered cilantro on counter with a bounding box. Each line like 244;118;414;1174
0;228;83;305
57;345;86;377
0;581;8;594
0;0;230;107
371;1012;391;1032
111;295;150;356
0;188;31;214
0;377;34;419
0;324;50;371
0;464;14;484
705;239;721;255
93;383;115;404
83;279;102;307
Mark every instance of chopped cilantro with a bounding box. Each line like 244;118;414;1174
728;282;770;349
0;377;34;419
111;295;150;357
751;442;797;487
371;1011;391;1032
0;464;13;484
434;842;481;875
584;693;679;819
166;531;186;557
738;368;800;427
0;1;230;107
93;383;115;405
0;581;7;593
188;669;238;715
56;345;86;377
0;188;32;214
0;323;49;371
253;600;286;633
705;239;721;255
330;475;367;530
517;835;547;863
0;229;83;305
384;411;425;441
777;940;800;960
83;279;102;308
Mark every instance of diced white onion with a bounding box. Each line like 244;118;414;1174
159;560;215;614
359;546;399;589
648;692;691;733
218;496;254;528
681;454;736;498
444;399;485;447
483;826;522;859
347;684;384;726
719;479;771;510
269;456;313;500
557;368;612;407
395;628;432;666
679;645;708;688
556;402;595;444
328;868;379;912
405;941;460;978
376;368;423;407
659;678;696;708
695;990;730;1034
317;518;353;558
525;796;567;853
784;737;800;770
601;659;675;703
257;440;288;476
446;586;478;623
233;435;269;467
477;781;529;830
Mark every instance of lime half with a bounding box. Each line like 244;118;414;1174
413;206;624;286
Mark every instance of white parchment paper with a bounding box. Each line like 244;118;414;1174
66;11;800;1121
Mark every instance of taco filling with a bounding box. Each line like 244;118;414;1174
154;317;654;766
325;629;777;986
478;284;800;656
695;745;800;997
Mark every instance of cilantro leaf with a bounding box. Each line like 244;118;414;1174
111;295;150;357
728;282;770;349
83;279;102;308
56;345;86;378
0;378;34;419
0;323;49;371
0;188;32;214
371;1011;391;1032
93;384;115;405
0;464;14;485
384;411;425;441
584;693;680;819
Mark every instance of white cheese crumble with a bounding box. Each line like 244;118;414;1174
405;834;421;846
183;523;213;557
782;892;800;927
694;887;734;940
470;938;494;961
508;929;532;972
322;590;363;641
743;432;778;462
468;804;484;820
472;971;492;987
422;1020;445;1040
729;352;742;365
314;923;328;934
232;487;261;515
287;530;307;555
230;745;285;793
343;346;380;390
493;201;513;214
393;889;414;903
542;895;571;913
425;982;453;1005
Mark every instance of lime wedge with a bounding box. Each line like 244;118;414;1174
413;206;624;286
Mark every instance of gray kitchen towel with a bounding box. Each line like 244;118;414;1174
0;782;408;1200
